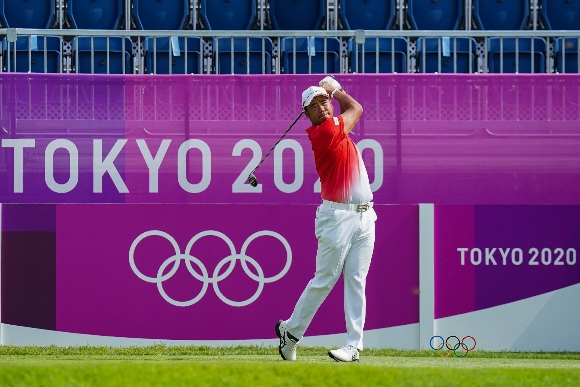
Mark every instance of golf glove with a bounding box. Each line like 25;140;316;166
319;76;342;91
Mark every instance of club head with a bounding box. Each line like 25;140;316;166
248;173;258;187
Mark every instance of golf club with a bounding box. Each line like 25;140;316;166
247;110;304;187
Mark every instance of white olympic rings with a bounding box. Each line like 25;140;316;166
129;230;292;307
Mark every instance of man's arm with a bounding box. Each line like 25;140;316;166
319;78;363;134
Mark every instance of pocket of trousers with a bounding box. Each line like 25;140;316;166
315;206;336;240
315;208;352;246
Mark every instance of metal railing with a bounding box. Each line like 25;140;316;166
1;28;580;75
1;0;579;75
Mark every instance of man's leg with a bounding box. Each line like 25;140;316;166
343;208;376;350
285;206;360;339
285;234;347;338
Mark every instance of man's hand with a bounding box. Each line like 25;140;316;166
319;76;342;94
320;76;362;134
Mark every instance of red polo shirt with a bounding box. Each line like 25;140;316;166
306;116;373;204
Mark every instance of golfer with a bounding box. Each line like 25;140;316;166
276;76;377;362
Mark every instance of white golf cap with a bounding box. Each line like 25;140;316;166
302;86;329;108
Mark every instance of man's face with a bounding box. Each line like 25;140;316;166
304;96;333;125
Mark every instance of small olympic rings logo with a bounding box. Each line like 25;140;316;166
129;230;292;307
430;335;477;358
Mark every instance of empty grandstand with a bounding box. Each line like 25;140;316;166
0;0;579;74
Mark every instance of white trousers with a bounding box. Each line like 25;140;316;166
286;201;377;350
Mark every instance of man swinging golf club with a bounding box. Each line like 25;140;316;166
275;76;377;362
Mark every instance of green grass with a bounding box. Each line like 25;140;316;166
0;345;579;386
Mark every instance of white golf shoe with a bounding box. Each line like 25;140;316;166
275;320;299;361
328;345;360;362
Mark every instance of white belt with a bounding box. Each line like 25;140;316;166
322;200;373;212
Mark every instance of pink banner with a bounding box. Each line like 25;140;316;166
435;205;580;319
1;203;419;339
1;74;579;205
2;74;580;343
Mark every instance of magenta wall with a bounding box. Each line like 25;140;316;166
1;74;579;345
1;74;579;205
434;205;580;319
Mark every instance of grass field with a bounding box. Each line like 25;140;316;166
0;345;579;386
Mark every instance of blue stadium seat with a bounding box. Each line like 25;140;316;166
73;37;132;74
0;0;5;27
144;37;203;74
281;37;340;74
542;0;580;30
408;0;464;30
339;0;395;30
269;0;325;30
214;37;273;74
473;0;529;30
2;36;62;72
67;1;130;74
555;37;579;73
133;0;188;30
487;37;546;73
67;0;123;29
348;37;407;73
201;0;256;30
416;37;477;73
0;0;59;72
0;0;55;28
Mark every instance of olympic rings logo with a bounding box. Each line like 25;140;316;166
129;230;292;307
430;335;477;358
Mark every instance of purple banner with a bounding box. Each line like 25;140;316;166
1;74;579;205
2;203;419;338
435;205;580;319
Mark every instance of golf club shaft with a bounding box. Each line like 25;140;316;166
250;111;304;175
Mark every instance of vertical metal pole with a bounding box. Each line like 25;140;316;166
246;36;250;74
91;36;95;74
44;35;48;73
107;36;110;74
333;0;337;30
260;0;264;30
125;0;131;30
323;37;327;74
531;37;535;73
293;37;296;74
28;35;32;73
500;37;503;73
466;0;472;30
169;37;173;75
399;0;404;30
422;37;426;73
453;37;457;73
515;37;519;73
193;0;198;30
153;37;157;74
372;36;379;73
532;0;538;30
184;37;188;74
390;36;394;73
437;36;441;73
326;0;330;30
215;38;219;74
75;36;79;73
231;36;235;74
469;37;473;73
308;37;312;74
